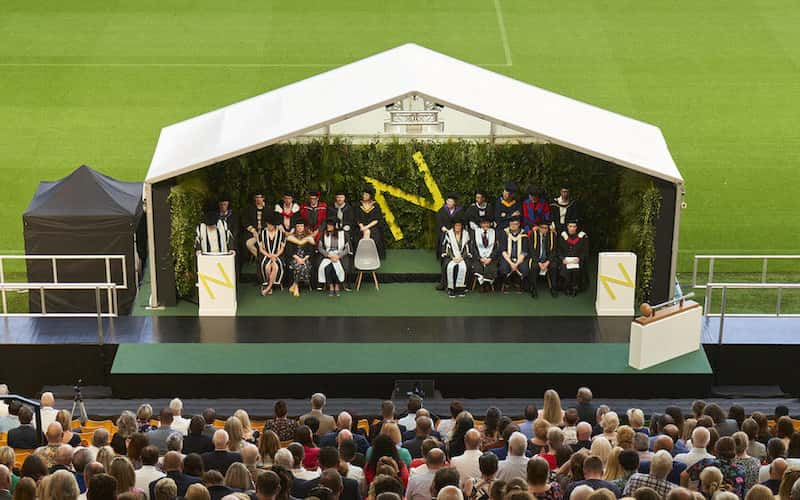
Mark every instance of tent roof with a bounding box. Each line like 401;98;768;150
25;165;143;218
145;43;682;185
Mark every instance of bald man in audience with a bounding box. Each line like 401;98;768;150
201;429;242;475
571;422;592;452
451;429;483;481
674;427;713;469
87;428;110;461
570;484;595;500
437;485;464;500
406;448;446;500
150;451;201;498
49;444;75;474
320;412;369;454
663;424;688;454
497;432;529;482
242;443;261;480
760;457;787;494
35;421;64;467
638;435;686;484
319;469;344;500
39;391;58;430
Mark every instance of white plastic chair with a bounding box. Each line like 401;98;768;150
354;238;381;291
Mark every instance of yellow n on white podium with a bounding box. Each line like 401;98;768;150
595;252;637;316
197;253;237;316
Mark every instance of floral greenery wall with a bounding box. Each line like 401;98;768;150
168;139;661;300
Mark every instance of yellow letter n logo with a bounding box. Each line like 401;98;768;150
197;262;234;300
363;151;445;240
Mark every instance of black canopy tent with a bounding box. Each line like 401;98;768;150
23;165;144;314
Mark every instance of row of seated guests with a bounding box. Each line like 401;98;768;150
1;389;800;500
436;184;586;297
195;187;387;297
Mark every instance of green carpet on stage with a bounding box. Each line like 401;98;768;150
132;249;602;317
111;342;712;375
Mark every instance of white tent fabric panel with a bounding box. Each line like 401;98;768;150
146;43;681;185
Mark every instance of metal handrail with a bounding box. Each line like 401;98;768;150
692;254;800;289
704;282;800;344
0;282;118;344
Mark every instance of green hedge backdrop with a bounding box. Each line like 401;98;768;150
168;140;661;302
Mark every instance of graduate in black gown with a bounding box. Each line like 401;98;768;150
257;212;286;296
464;189;494;234
355;186;386;259
529;221;559;298
495;181;521;231
284;215;316;297
557;219;589;296
497;216;530;292
550;185;579;234
441;216;471;298
434;193;463;260
331;191;356;246
317;216;352;297
470;214;499;292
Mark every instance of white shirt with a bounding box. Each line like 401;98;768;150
86;445;99;462
135;465;165;499
451;449;483;482
398;413;417;432
38;406;58;430
293;467;320;481
497;455;529;482
346;464;365;494
674;447;714;469
0;402;8;417
406;468;437;500
437;419;454;443
171;416;190;436
411;463;429;477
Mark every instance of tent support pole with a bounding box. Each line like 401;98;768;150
670;182;684;299
144;182;162;309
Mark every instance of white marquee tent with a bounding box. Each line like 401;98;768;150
144;43;684;307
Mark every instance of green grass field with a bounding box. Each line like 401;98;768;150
1;0;799;273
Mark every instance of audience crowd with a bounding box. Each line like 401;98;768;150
1;386;799;500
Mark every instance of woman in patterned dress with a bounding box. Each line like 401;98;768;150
284;216;316;297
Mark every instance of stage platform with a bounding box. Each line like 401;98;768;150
4;248;763;399
132;249;598;317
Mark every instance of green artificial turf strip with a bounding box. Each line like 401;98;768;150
111;342;712;374
1;0;799;276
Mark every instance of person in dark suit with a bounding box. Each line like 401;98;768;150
7;406;39;449
183;415;214;455
575;387;596;424
149;451;201;498
203;469;236;500
402;416;436;459
368;401;406;442
529;221;559;298
201;429;242;475
296;447;359;500
318;412;370;455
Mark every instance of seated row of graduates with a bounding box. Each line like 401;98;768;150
440;212;589;298
194;187;389;296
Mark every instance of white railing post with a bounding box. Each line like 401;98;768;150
52;257;58;284
718;286;727;345
777;287;782;316
692;257;699;289
0;257;6;314
761;257;768;284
